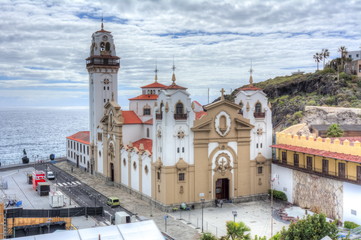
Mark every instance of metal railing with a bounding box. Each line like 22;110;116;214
254;112;265;118
174;113;187;120
273;159;361;185
156;113;163;120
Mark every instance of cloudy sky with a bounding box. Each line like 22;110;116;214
0;0;360;109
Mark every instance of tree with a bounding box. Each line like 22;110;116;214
200;232;218;240
313;52;322;71
275;214;338;240
225;221;251;240
338;46;348;71
327;124;344;137
321;49;330;69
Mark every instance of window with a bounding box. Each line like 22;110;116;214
176;102;184;114
83;145;85;153
256;143;259;148
99;151;101;157
123;158;126;166
293;154;299;167
143;107;151;115
105;42;110;51
182;147;185;153
87;146;89;155
281;152;287;164
260;143;263;148
178;173;185;181
322;159;329;174
306;156;313;170
177;147;180;153
68;140;70;148
146;128;150;138
338;162;345;178
133;161;137;170
98;133;102;141
357;166;361;181
157;171;161;180
144;165;149;175
77;143;79;151
258;167;263;174
104;86;106;90
255;103;262;113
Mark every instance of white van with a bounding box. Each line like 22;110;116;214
46;171;55;180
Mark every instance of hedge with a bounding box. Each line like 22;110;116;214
268;189;287;201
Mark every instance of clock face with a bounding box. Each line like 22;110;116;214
102;35;108;41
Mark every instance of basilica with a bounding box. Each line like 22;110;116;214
66;25;273;209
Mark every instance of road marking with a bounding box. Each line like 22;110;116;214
57;183;63;186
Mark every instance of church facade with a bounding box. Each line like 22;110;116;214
66;26;273;208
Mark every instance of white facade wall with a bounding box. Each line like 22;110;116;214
120;149;128;186
153;90;195;166
122;125;144;145
142;155;152;197
129;100;156;122
348;50;361;60
130;152;139;191
271;164;293;203
343;182;361;225
234;90;272;160
66;139;90;169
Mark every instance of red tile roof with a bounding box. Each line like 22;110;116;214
164;83;187;90
196;111;207;120
240;85;262;91
193;101;202;107
66;131;90;145
131;138;153;153
129;94;158;100
122;111;143;124
271;144;361;163
141;82;167;88
144;118;153;125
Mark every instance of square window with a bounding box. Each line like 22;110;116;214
257;167;263;174
351;209;357;216
143;108;151;115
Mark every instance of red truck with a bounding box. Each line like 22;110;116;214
32;170;46;191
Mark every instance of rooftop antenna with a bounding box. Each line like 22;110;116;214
249;59;254;86
154;59;158;82
171;56;176;84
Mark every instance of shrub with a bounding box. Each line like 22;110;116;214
199;232;218;240
344;221;360;229
268;189;287;201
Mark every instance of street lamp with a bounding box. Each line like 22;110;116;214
200;198;205;233
232;210;237;222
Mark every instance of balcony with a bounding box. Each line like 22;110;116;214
86;57;120;67
156;113;163;120
272;159;361;185
254;112;265;118
174;113;187;120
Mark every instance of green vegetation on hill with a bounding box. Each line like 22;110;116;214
229;68;361;129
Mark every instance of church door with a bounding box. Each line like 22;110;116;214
215;178;229;200
110;163;114;182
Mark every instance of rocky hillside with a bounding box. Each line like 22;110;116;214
229;68;361;129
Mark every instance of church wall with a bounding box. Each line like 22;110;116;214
120;149;128;186
142;156;152;197
130;152;140;191
271;164;293;202
129;100;155;122
122;125;144;145
343;182;361;225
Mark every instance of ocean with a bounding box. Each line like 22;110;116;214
0;108;88;165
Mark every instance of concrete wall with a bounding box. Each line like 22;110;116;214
271;164;293;203
343;182;361;225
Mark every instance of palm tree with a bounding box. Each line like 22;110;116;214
321;49;330;69
338;46;348;71
313;52;322;71
225;221;251;240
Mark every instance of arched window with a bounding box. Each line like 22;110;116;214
105;42;110;51
160;102;164;112
143;106;151;115
176;102;184;114
255;103;262;113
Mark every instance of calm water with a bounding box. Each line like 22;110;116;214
0;108;88;164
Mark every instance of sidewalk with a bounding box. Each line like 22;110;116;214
55;161;200;240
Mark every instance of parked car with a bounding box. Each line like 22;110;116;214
107;197;120;207
46;171;55;180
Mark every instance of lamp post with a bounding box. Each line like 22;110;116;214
200;198;205;233
232;210;237;222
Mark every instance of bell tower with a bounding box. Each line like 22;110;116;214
86;23;120;145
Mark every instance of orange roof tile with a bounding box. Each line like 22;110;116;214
196;111;207;120
122;111;143;124
141;82;167;88
240;85;262;91
144;118;153;125
193;100;202;107
129;94;158;100
66;131;90;145
131;138;153;153
164;83;187;90
271;144;361;163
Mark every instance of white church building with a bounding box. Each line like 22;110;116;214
66;25;273;209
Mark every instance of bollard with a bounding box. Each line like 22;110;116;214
196;218;200;229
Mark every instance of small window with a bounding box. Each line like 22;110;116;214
98;133;102;141
179;173;185;181
123;158;126;166
293;154;299;167
260;143;263;148
258;167;263;174
256;143;259;148
105;42;110;51
177;148;180;153
157;171;161;180
99;151;101;157
306;156;313;170
255;103;262;113
146;128;150;138
182;147;185;153
176;102;184;114
143;108;151;115
281;152;287;164
107;86;109;90
87;146;89;155
351;209;357;216
104;86;106;90
104;99;106;103
133;161;137;170
144;165;149;175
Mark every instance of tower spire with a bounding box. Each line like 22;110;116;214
101;14;104;30
171;56;176;85
249;60;254;86
154;60;158;82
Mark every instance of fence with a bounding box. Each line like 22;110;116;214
172;210;227;238
5;207;103;218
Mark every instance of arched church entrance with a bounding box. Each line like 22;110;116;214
110;163;114;182
215;178;229;200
